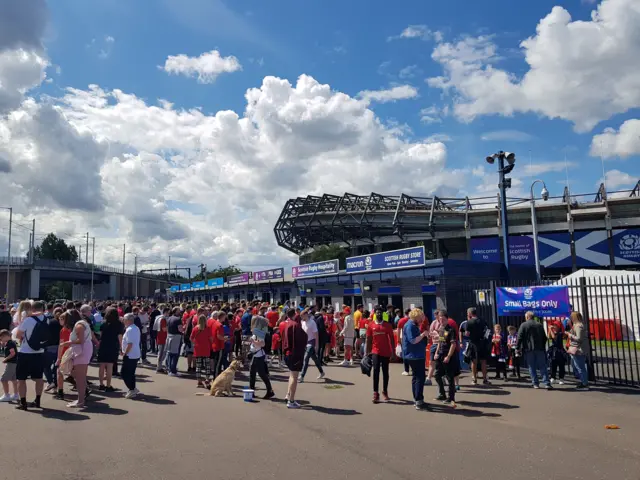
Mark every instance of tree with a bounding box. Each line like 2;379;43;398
33;233;79;261
44;281;72;301
192;265;243;281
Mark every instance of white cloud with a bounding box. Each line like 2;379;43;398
419;105;449;124
388;25;442;42
590;119;640;159
358;85;418;104
425;133;452;143
427;0;640;132
521;161;577;177
398;65;422;79
161;49;241;84
480;130;534;142
601;169;637;190
0;48;48;113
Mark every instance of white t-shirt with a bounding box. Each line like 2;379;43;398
302;318;318;343
250;335;266;358
17;315;45;354
122;324;141;359
153;315;164;332
138;313;150;333
94;312;104;325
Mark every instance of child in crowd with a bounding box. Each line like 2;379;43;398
506;325;520;379
491;324;508;380
271;329;281;366
0;329;18;402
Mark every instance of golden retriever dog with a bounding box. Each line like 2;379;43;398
209;359;243;397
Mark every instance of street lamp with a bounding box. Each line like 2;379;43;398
486;151;517;272
127;251;138;299
530;180;550;281
1;207;12;304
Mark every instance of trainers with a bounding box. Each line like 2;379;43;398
550;378;555;384
533;384;540;389
372;392;380;404
44;383;56;393
558;380;565;385
66;400;84;409
53;391;65;400
298;375;304;383
98;385;107;391
287;401;301;409
415;400;424;410
0;394;11;402
576;384;589;390
339;360;348;366
482;379;491;385
471;379;478;385
349;360;354;367
263;391;275;400
545;384;554;390
434;394;447;402
425;379;433;386
381;392;390;403
124;390;135;399
401;371;410;376
443;400;457;408
317;373;325;380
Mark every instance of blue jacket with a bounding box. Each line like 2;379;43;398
402;321;427;360
241;311;253;336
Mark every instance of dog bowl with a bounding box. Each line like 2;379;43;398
243;389;255;402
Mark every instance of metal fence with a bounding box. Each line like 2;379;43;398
444;275;640;387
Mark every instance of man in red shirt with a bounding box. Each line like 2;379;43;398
366;307;396;403
396;308;411;376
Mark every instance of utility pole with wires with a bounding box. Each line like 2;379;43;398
31;219;35;263
85;232;89;264
3;207;12;304
168;256;171;282
90;237;95;302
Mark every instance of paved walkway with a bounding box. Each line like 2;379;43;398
1;358;639;480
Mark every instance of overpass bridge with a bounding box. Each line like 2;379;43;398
0;258;172;302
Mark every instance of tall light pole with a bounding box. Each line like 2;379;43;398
127;251;138;299
90;236;95;302
2;207;12;304
486;151;517;273
530;180;550;281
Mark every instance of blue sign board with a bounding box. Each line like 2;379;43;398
379;286;401;295
316;289;331;295
180;283;191;291
538;233;572;268
344;287;362;295
496;286;570;317
169;285;179;292
191;280;205;289
574;230;610;267
470;237;501;263
207;277;224;288
508;236;534;265
422;285;436;294
292;259;339;279
612;229;640;266
346;246;425;273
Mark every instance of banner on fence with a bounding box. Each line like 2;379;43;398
496;285;570;317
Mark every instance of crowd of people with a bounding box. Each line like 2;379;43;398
0;298;591;412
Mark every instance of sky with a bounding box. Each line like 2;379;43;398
0;0;639;273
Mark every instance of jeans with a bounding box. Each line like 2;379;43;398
300;344;324;378
372;354;390;394
407;358;426;402
249;356;272;393
122;356;138;391
550;358;566;380
149;330;157;353
140;333;148;361
167;353;179;374
571;354;589;386
435;358;457;402
156;344;166;372
43;347;58;386
524;350;550;386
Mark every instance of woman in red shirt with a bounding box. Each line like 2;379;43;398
190;315;213;388
366;307;396;403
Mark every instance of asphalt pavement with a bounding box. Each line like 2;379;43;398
1;356;639;480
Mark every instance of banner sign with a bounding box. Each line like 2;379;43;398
191;280;205;289
508;236;534;265
346;246;425;273
496;286;570;317
574;230;610;267
180;283;191;291
207;277;224;287
470;237;500;263
254;268;284;281
538;233;572;268
292;260;339;279
612;229;640;265
169;285;179;292
227;273;250;285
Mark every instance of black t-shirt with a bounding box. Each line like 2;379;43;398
150;309;160;326
0;311;12;331
47;316;62;347
166;316;182;335
3;340;17;363
100;321;125;350
466;317;487;344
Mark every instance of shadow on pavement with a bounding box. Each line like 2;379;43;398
427;405;502;418
133;394;176;405
457;400;519;410
304;405;362;416
40;408;90;421
83;404;129;415
461;388;511;396
386;399;415;406
319;378;354;386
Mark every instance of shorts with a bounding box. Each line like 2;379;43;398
1;363;17;382
16;353;44;381
468;342;489;362
429;343;439;361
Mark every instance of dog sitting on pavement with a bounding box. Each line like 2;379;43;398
209;359;243;397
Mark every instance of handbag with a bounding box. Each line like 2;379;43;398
360;354;372;377
567;345;579;355
59;348;74;376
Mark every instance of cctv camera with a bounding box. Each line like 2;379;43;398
541;186;549;201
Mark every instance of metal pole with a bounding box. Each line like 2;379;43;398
31;219;35;263
90;237;95;302
530;181;542;282
498;154;511;272
28;233;32;263
134;255;138;298
6;208;12;304
122;244;126;274
85;232;89;264
168;256;171;282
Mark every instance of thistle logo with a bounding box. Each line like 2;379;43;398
619;234;640;251
365;256;372;270
524;288;533;300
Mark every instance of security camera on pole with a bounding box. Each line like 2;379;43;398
530;180;550;282
486;151;516;274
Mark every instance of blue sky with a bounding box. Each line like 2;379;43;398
1;0;638;270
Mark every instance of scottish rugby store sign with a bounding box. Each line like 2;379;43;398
496;286;570;317
292;260;339;279
346;246;426;273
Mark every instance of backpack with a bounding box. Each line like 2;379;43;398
26;316;50;351
360;354;372;377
